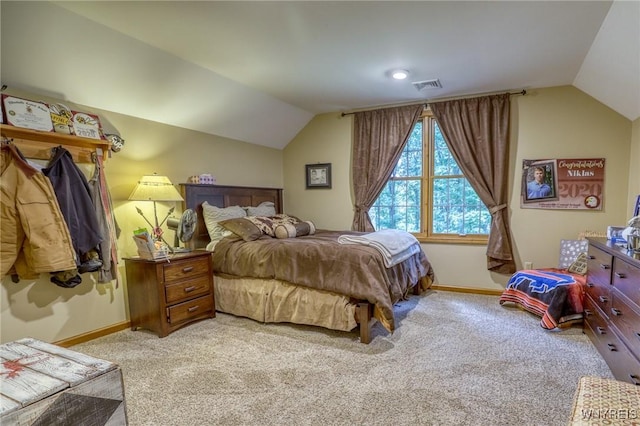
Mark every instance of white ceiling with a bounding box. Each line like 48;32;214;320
1;1;638;150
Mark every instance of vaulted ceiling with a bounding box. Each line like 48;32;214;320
1;1;638;149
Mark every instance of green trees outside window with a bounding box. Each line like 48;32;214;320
370;117;490;240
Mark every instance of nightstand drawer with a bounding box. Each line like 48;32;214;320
167;294;214;325
165;275;211;304
163;255;210;282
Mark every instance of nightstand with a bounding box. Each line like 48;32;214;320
123;250;215;337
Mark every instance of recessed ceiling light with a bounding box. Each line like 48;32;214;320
391;69;410;80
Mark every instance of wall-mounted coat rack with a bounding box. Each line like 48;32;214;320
0;124;111;163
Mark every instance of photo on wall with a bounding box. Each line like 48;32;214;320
522;159;558;203
306;163;332;189
521;158;605;210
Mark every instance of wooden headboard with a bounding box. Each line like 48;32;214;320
179;183;283;250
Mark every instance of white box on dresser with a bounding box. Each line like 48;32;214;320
0;337;127;425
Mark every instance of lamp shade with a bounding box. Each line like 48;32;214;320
128;174;184;202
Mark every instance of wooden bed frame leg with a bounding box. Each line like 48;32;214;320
357;302;372;344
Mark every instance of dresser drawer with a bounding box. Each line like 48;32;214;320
584;295;610;337
613;257;640;307
587;245;613;285
165;275;211;304
584;300;640;384
163;256;210;283
611;289;640;355
167;294;214;325
584;280;611;317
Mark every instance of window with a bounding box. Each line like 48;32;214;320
370;115;490;243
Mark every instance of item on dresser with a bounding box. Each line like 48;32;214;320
629;233;640;254
583;237;640;385
625;215;640;253
123;251;215;337
0;337;127;425
607;225;627;244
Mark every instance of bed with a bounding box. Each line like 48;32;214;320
499;240;589;329
179;183;434;343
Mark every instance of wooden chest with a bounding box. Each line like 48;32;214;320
0;338;127;425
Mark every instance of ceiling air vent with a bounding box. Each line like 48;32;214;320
412;79;442;91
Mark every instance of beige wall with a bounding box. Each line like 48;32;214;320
1;89;283;344
283;113;354;230
283;86;633;290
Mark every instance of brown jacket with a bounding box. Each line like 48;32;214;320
1;144;77;278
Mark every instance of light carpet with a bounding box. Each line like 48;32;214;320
73;290;612;426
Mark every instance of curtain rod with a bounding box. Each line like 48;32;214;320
340;89;527;117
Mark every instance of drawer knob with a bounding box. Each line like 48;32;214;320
584;309;592;317
614;272;626;279
188;305;199;313
599;296;609;303
599;263;610;270
588;255;595;260
630;375;640;386
607;343;617;351
184;286;196;293
182;266;194;273
596;326;606;335
611;308;622;316
586;282;594;288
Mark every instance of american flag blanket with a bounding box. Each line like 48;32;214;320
499;268;586;329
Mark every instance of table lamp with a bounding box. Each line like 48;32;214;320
128;173;184;246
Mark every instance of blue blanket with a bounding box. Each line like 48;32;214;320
499;268;585;329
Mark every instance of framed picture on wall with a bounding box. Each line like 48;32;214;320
634;195;640;216
306;163;332;189
522;159;559;203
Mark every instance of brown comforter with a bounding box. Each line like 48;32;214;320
211;230;434;332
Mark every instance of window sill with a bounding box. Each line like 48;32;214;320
414;234;488;245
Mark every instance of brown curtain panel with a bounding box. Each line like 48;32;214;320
351;104;424;231
430;94;515;274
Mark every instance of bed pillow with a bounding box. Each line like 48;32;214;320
245;214;300;237
275;221;316;239
558;239;589;269
219;218;263;242
245;201;276;217
202;202;246;245
567;252;588;275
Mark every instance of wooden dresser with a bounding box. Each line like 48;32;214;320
123;250;215;337
584;237;640;385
